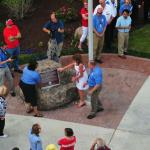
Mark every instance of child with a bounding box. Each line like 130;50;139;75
0;85;8;138
58;54;88;107
46;144;57;150
90;138;111;150
58;128;76;150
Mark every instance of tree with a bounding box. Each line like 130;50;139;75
1;0;33;19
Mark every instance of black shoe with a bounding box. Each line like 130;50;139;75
14;69;23;73
10;92;16;97
95;59;103;64
97;107;104;112
11;72;14;78
124;51;128;55
87;113;96;119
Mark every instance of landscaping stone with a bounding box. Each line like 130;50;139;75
16;59;79;111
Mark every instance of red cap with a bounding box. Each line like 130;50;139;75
83;0;88;4
6;19;14;26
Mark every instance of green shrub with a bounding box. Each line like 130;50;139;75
1;0;33;19
55;5;78;23
19;52;47;64
0;22;4;32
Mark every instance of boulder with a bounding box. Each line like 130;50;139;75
17;59;79;111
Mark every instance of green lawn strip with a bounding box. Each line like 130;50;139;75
129;24;150;54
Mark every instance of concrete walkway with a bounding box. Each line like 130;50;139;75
1;76;150;150
110;76;150;149
1;114;114;150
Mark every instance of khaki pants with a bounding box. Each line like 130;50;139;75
0;66;15;92
93;33;104;60
118;32;129;56
47;39;63;61
90;86;103;115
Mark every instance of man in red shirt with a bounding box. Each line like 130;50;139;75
58;128;76;150
3;19;22;73
78;1;88;50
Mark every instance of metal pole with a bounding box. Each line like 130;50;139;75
88;0;93;61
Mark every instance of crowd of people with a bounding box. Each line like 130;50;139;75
11;124;111;150
0;0;149;149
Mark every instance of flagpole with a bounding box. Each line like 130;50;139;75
88;0;93;61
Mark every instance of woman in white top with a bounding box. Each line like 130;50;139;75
58;54;88;107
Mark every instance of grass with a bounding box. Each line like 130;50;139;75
128;24;150;58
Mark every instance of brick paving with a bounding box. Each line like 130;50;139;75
6;54;150;129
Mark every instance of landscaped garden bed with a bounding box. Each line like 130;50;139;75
0;0;149;64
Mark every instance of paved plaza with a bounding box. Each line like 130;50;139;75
0;54;150;150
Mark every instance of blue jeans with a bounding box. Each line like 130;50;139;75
6;46;20;70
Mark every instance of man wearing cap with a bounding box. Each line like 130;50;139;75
93;6;107;63
87;61;104;119
3;19;22;73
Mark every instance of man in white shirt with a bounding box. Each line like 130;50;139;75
94;0;113;24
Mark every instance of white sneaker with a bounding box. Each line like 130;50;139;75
0;134;8;138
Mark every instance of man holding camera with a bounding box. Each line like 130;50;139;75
43;11;64;62
3;19;22;73
0;46;16;97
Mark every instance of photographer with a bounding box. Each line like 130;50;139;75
0;46;16;97
43;11;64;62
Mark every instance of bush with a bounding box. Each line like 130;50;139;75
19;52;47;64
55;5;78;23
1;0;33;19
0;22;4;32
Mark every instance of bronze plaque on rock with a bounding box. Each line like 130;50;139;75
40;68;60;89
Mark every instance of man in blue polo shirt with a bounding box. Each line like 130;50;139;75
87;61;104;119
93;6;107;63
43;11;64;62
119;0;133;15
0;46;16;96
116;9;132;58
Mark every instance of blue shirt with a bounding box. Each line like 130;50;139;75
88;66;103;87
93;14;107;33
28;129;43;150
120;0;125;7
0;48;8;68
116;16;132;32
119;4;133;14
43;20;64;44
21;66;41;85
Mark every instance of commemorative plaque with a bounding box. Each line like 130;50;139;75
40;68;60;89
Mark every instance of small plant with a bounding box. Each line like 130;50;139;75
55;5;78;22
